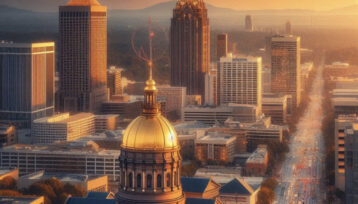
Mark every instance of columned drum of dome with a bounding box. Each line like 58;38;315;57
117;63;185;203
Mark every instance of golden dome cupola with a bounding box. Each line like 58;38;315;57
121;61;180;151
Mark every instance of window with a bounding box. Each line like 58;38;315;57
157;174;162;188
147;174;152;188
129;173;133;188
166;173;171;187
137;174;142;188
174;172;178;186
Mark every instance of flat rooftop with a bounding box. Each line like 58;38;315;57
246;146;268;164
33;113;94;124
195;135;236;145
21;170;104;183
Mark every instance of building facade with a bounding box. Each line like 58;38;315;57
107;66;123;98
58;0;108;113
32;113;95;144
0;42;55;128
262;94;288;124
0;124;17;147
218;55;262;113
195;135;237;163
170;0;210;99
217;34;228;60
157;86;187;119
270;35;301;108
245;15;253;32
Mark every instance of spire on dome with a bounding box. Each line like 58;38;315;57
66;0;101;6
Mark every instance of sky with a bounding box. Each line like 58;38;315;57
0;0;357;11
108;0;356;10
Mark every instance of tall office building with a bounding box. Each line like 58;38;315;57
58;0;108;113
218;55;262;112
245;15;253;31
217;33;228;60
270;35;301;108
0;42;55;128
170;0;210;99
285;21;292;34
107;66;123;97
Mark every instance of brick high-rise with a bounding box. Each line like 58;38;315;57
170;0;210;99
57;0;107;113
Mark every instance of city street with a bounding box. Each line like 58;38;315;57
275;60;326;204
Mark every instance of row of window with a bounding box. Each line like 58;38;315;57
126;172;178;189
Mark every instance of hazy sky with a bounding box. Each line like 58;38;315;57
110;0;356;10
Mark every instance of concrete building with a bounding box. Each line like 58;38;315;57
195;135;237;163
207;127;247;153
107;66;123;98
58;0;108;113
219;178;259;204
0;142;120;191
270;35;301;108
0;124;17;147
332;89;358;117
170;0;210;99
301;62;313;92
157;86;186;119
0;42;55;128
94;114;118;133
262;66;271;93
205;70;218;106
0;196;44;204
218;55;262;113
334;115;358;192
19;171;108;192
245;145;269;176
262;94;288;124
217;33;228;60
32;113;95;144
245;15;253;32
184;104;259;126
225;117;283;152
285;21;292;34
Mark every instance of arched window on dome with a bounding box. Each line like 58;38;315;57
137;173;142;188
157;174;162;188
166;173;171;187
129;173;133;188
147;174;152;188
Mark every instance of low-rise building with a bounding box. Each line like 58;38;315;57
0;124;17;147
262;94;288;124
195;135;236;163
0;196;44;204
66;192;115;204
0;142;120;192
32;113;95;144
18;171;108;192
94;115;119;133
184;104;259;126
207;127;248;153
225;117;283;152
245;145;269;176
219;178;259;204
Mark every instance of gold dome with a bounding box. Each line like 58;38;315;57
67;0;101;6
121;114;179;151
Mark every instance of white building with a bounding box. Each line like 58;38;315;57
32;113;95;144
218;55;262;113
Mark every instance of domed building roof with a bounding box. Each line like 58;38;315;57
121;114;179;151
67;0;101;6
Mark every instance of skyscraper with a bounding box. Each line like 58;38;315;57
217;33;228;60
58;0;107;113
170;0;210;99
286;21;292;34
107;66;123;97
271;35;301;108
245;15;253;32
218;55;262;112
0;42;55;128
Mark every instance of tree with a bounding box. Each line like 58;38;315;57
27;183;56;204
256;178;278;204
0;176;17;190
63;183;85;197
39;178;64;196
